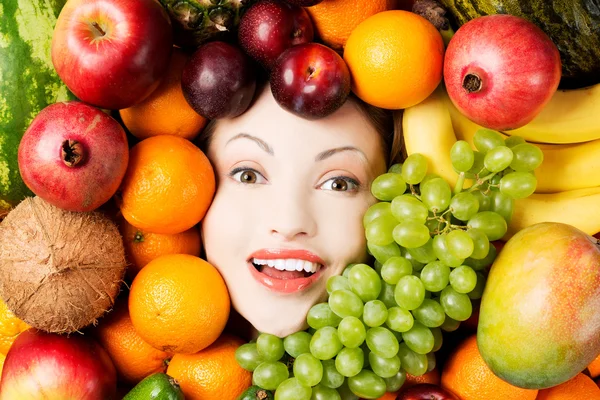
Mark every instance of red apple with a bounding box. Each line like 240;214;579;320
270;42;351;119
52;0;173;110
18;101;129;212
396;383;459;400
238;0;314;69
444;14;561;131
0;329;117;400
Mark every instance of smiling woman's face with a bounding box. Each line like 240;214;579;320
201;86;387;337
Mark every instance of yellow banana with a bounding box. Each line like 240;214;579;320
503;84;600;144
505;186;600;240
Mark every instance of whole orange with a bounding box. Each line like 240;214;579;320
119;218;201;279
119;48;207;141
118;135;215;235
441;335;539;400
128;254;230;354
588;353;600;379
166;334;251;400
536;373;600;400
0;300;29;355
305;0;397;49
94;298;171;384
343;10;444;109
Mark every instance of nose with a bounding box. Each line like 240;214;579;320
267;186;317;240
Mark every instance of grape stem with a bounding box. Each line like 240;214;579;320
467;172;497;193
409;184;421;199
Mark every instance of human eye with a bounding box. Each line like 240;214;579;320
319;176;360;192
229;167;267;184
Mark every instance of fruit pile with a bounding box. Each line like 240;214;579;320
0;0;599;399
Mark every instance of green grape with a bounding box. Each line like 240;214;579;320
310;327;343;360
329;290;364;319
419;261;450;293
347;370;387;400
466;228;490;260
369;352;401;378
388;163;403;174
466;151;486;178
440;286;473;321
253;361;290;390
392;222;430;249
432;235;464;267
363;300;388;328
489;173;502;190
365;216;398;246
471;190;491;211
468;272;487;300
363;202;394;228
394;275;425;310
366;327;399;359
426;216;445;235
431;327;443;352
311;384;342;400
446;230;474;259
349;264;382;302
440;316;460;332
327;276;351;295
371;173;407;201
449;265;477;293
465;243;497;271
484;146;513;172
420;178;452;213
468;211;507;241
294;353;324;387
337;381;359;400
360;342;371;368
499;171;537;199
411;298;446;328
377;282;397;309
473;128;505;154
257;333;285;362
384;371;406;393
391;195;428;224
284;331;312;358
397;343;428;376
402;154;428;185
367;241;402;265
338;316;367;348
450;140;475;172
235;342;264;371
386;306;414;333
321;359;345;389
449;192;479;221
374;260;384;275
504;135;526;148
405;239;437;264
421;173;442;186
343;264;357;278
335;347;364;378
426;352;437;372
274;377;312;400
308;303;343;329
510;143;544;171
381;256;413;285
402;321;434;354
490;191;514;224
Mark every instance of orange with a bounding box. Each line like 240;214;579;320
588;353;600;379
0;300;29;355
305;0;397;49
166;334;251;400
118;135;215;235
441;335;539;400
128;254;230;354
119;48;207;141
94;298;171;384
119;218;201;279
343;10;444;109
536;373;600;400
405;367;441;389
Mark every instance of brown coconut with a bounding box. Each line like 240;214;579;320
0;196;126;333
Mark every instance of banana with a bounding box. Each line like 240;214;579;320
506;186;600;240
441;88;600;194
503;84;600;144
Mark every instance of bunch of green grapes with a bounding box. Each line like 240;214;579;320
235;129;543;400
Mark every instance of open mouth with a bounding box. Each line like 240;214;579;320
251;258;323;280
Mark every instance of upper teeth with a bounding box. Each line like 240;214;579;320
253;258;321;274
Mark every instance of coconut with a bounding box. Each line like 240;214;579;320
0;196;126;333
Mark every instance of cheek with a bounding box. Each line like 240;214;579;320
201;188;248;258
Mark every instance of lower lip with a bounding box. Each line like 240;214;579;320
248;262;325;294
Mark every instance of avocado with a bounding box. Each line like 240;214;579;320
237;385;274;400
122;372;185;400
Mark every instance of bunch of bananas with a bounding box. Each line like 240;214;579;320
403;83;600;240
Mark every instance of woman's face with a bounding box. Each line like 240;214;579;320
201;86;387;337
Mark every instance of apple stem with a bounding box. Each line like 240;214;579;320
306;66;316;80
463;73;482;93
91;22;106;37
61;140;84;167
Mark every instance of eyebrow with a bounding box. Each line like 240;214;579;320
226;133;274;155
315;146;367;162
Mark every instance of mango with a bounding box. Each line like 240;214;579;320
477;222;600;389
